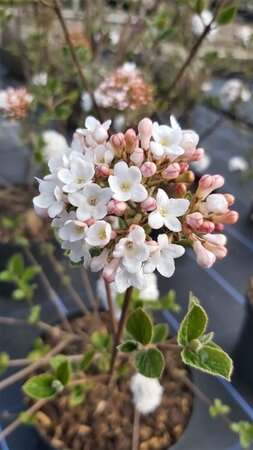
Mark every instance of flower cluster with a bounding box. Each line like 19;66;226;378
0;87;32;119
33;115;238;292
220;79;251;104
94;63;153;111
191;10;217;40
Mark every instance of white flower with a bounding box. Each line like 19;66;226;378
206;194;228;213
77;116;111;147
115;267;147;293
85;221;112;247
90;248;109;272
108;161;147;202
220;79;251;104
201;81;213;92
32;72;48;86
113;226;149;273
144;234;185;278
150;116;184;160
148;189;189;231
33;176;65;218
68;184;112;221
0;91;7;109
138;273;159;300
81;91;93;112
58;156;95;193
42;130;68;162
234;26;252;47
93;144;114;166
131;373;163;414
61;239;91;265
228;156;249;172
191;154;211;172
58;218;87;242
191;10;217;40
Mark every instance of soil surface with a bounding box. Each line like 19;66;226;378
33;314;193;450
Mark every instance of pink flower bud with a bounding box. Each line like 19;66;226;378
180;130;199;160
215;223;224;231
203;233;227;246
206;194;228;213
186;212;203;229
162;163;180;180
138;118;153;150
198;220;215;233
196;174;225;199
130;147;144;167
175;171;195;183
107;199;127;216
193;240;216;269
95;165;112;179
93;125;108;144
203;241;227;259
141;196;157;212
85;218;96;226
212;211;239;225
102;258;120;283
224;193;235;206
141;161;157;177
190;147;205;162
179;163;189;173
173;183;187;198
110;133;125;157
124;128;137;154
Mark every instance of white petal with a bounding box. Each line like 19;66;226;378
131;184;147;202
48;201;63;218
167;198;189;216
166;244;185;259
150;141;164;156
108;175;121;193
156;188;169;208
85;116;100;130
115;269;130;293
148;210;164;229
114;161;128;178
113;191;131;201
157;256;175;277
164;216;182;232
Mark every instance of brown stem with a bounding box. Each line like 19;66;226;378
132;407;141;450
0;316;66;338
165;0;227;101
80;268;99;315
23;248;72;332
104;279;117;336
109;286;133;380
52;0;103;122
0;337;73;392
0;399;47;442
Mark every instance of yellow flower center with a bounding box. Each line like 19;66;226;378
99;229;107;240
75;177;84;184
75;226;84;234
159;207;168;217
89;197;97;206
120;182;131;192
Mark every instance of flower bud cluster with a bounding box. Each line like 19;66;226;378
33;114;238;291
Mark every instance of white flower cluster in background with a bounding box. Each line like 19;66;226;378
220;79;251;104
42;130;68;162
131;373;163;414
33;115;238;292
191;10;217;40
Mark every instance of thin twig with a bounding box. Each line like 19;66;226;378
23;247;72;332
132;407;141;450
80;268;99;314
52;0;103;121
104;279;117;336
0;399;48;442
0;337;73;392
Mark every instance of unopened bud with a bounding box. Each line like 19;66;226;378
198;220;215;233
224;193;235;206
212;211;239;225
162;163;180;180
175;170;195;183
93;125;108;144
141;196;157;212
107;199;127;216
196;174;224;199
124;128;137;154
138;118;153;150
102;258;120;283
186;212;203;229
173;183;187;198
141;161;156;177
110;133;125;157
130;147;144;167
95;165;112;179
192;240;216;269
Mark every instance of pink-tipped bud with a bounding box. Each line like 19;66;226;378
198;220;215;233
107;199;127;216
85;217;96;227
141;196;157;212
130;147;144;167
175;170;195;184
215;223;224;231
93;125;108;144
203;241;227;259
203;233;227;246
162;163;180;180
180;130;199;160
224;193;235;206
110;133;125;157
95;165;112;179
190;147;205;162
124;128;137;154
173;183;187;198
206;194;228;213
196;174;225;199
102;258;120;283
141;161;156;177
186;212;203;229
213;210;239;225
179;163;189;173
192;240;216;269
146;240;160;255
138;118;153;150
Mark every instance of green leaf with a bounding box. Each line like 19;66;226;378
118;340;138;353
23;374;59;400
0;270;11;281
69;385;86;407
91;332;111;350
23;266;40;282
12;288;26;301
28;305;41;324
209;398;231;418
19;411;37;425
55;359;72;386
50;354;68;371
230;421;253;449
27;338;51;361
152;323;169;343
194;0;206;14
80;350;95;371
55;105;71;120
217;6;237;25
178;301;207;346
8;253;25;277
126;308;153;345
0;352;9;374
181;345;233;380
135;348;165;378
